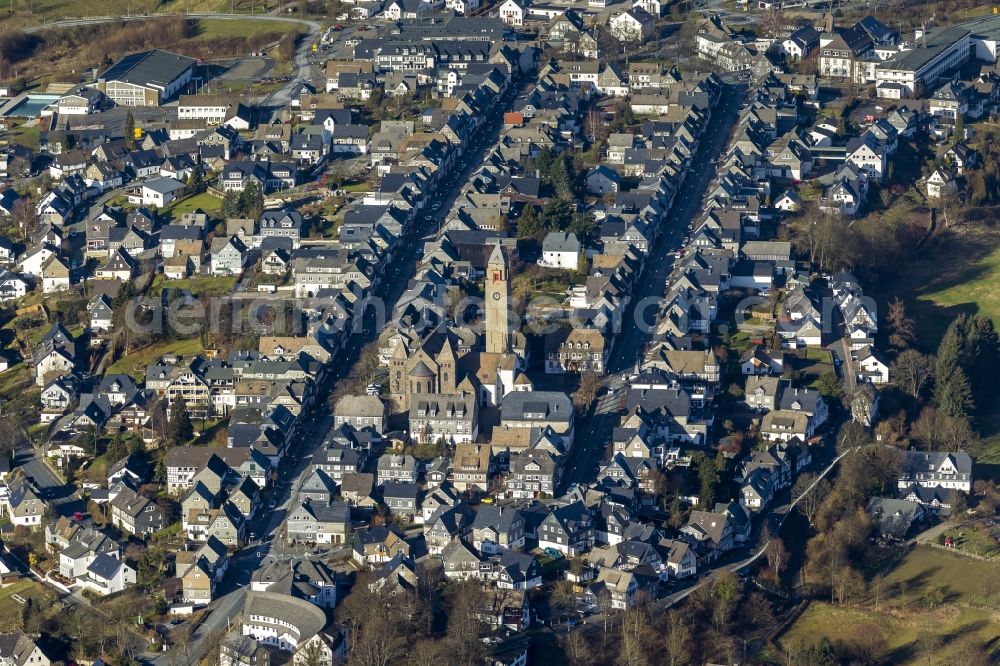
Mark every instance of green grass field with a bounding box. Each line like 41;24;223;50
869;225;1000;466
803;348;832;364
917;242;1000;338
939;524;1000;559
6;123;41;151
162;191;222;219
0;364;31;397
872;226;1000;351
0;0;160;23
149;274;237;297
780;602;998;664
190;17;304;40
105;338;204;381
778;546;1000;664
883;545;998;602
0;1;288;26
341;181;371;193
0;580;58;632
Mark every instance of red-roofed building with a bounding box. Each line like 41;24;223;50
503;111;524;128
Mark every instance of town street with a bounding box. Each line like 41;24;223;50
141;73;525;666
559;83;748;494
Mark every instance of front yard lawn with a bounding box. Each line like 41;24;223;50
340;181;370;193
162;191;222;219
149;274;237;297
939;524;1000;559
803;348;832;364
105;338;204;381
0;580;58;632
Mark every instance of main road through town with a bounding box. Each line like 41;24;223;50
140;74;526;666
559;82;748;493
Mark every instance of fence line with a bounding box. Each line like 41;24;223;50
926;542;999;562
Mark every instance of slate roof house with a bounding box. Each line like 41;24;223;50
538;501;594;556
471;505;525;555
80;552;137;595
421;489;470;542
896;451;972;492
89;294;115;332
441;538;484;580
506;446;561;499
257;210;306;248
210;235;248;276
286;499;351;545
499;391;575;448
110;484;165;536
5;477;46;527
867;497;924;539
539;231;581;270
376;454;418;487
681;509;734;561
32;322;77;387
352;525;411;566
0;631;51;666
487;549;542;590
333;394;387;433
382;480;421;519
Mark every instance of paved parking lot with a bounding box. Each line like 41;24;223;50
217;56;274;82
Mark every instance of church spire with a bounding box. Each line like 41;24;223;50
485;242;510;354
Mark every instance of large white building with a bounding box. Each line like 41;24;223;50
222;590;346;665
872;15;1000;98
96;49;195;106
177;94;239;124
897;451;973;493
241;591;327;651
539;231;580;270
875;25;971;98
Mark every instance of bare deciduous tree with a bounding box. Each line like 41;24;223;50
851;623;887;665
887;297;917;349
793;473;830;526
662;609;691;666
891;349;935;399
766;536;790;582
10;196;37;241
573;370;601;411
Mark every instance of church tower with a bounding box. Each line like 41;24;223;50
437;335;457;394
485;243;511;354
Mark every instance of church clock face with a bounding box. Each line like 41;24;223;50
492;291;502;300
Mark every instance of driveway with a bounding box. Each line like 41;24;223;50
13;445;84;517
143;588;247;665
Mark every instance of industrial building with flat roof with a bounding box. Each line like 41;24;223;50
96;49;196;107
